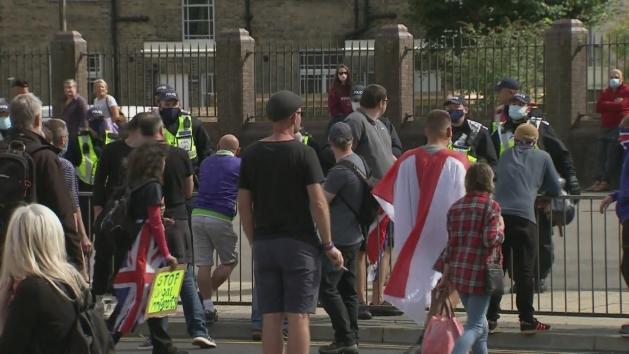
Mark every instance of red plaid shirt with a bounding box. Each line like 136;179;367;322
435;192;504;295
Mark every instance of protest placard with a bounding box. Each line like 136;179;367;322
146;265;186;318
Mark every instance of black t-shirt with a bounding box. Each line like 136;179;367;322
129;181;163;220
163;146;193;219
239;139;324;246
93;140;133;207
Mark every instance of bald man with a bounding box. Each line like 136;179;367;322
191;134;241;324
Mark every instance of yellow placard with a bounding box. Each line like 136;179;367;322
146;265;186;318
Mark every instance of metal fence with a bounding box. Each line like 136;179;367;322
0;48;53;112
79;192;629;317
412;38;545;124
85;43;217;120
253;40;375;121
585;35;629;116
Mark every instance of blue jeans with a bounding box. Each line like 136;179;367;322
251;285;262;330
180;264;208;337
453;293;490;354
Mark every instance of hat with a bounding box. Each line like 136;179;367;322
266;90;303;121
514;123;539;142
328;122;353;143
495;78;520;91
511;92;530;105
159;88;179;102
444;95;465;106
87;107;105;121
154;83;174;96
350;85;366;101
0;98;8;113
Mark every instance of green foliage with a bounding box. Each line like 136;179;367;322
410;0;611;40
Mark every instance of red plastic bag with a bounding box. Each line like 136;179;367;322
421;286;463;354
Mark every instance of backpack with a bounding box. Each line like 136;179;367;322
0;140;48;229
335;157;380;231
65;288;115;354
92;178;158;250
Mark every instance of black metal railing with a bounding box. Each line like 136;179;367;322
0;48;53;114
585;35;629;117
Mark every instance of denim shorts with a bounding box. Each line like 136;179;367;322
253;237;321;314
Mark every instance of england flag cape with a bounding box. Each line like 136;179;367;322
372;147;468;324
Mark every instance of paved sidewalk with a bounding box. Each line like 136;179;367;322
131;305;629;353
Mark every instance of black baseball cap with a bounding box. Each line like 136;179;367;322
511;92;531;105
495;78;520;91
350;85;366;101
266;90;303;122
159;88;179;102
154;83;174;96
444;95;465;106
87;107;105;121
328;122;353;142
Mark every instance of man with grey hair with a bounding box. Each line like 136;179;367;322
319;122;367;354
6;93;83;271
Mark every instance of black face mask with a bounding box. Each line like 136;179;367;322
160;107;180;124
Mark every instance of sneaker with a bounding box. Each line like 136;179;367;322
369;302;404;316
619;324;629;337
282;327;288;340
488;320;498;334
137;337;153;350
520;318;551;334
192;336;217;349
319;342;359;354
357;303;372;320
205;308;218;325
251;328;262;341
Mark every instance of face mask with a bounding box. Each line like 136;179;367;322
610;78;622;88
0;116;10;130
508;105;528;121
619;128;629;151
448;109;465;123
160;107;180;124
351;101;360;112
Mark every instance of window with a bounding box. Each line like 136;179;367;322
299;49;343;94
183;0;214;40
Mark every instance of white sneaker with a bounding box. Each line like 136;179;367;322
192;336;217;349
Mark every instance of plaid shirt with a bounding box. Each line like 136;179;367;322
435;192;504;295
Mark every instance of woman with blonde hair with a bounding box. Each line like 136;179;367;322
0;204;89;353
93;78;126;133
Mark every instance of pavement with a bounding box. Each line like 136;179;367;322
127;305;629;353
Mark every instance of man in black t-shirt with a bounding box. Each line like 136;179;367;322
238;90;343;354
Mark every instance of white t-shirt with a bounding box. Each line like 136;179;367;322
93;95;119;133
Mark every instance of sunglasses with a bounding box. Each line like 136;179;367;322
338;72;348;76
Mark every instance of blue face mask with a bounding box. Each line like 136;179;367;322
0;116;11;130
508;105;528;121
610;78;622;88
448;109;465;123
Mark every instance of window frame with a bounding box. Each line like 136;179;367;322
182;0;215;41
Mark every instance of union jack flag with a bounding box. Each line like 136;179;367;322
619;128;629;151
366;210;390;265
111;224;164;335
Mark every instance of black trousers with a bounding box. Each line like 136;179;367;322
319;243;360;346
536;211;553;282
622;220;629;288
487;215;538;323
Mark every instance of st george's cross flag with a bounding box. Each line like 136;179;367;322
372;147;468;324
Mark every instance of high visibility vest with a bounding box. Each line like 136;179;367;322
448;143;477;163
448;120;482;163
77;133;98;185
104;129;118;145
163;115;197;160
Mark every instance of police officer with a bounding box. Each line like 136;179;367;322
444;95;498;168
76;107;109;188
491;92;581;291
494;77;520;123
158;88;212;170
153;83;174;108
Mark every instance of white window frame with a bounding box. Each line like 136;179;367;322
299;49;343;95
182;0;215;41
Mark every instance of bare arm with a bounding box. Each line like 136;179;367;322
237;189;254;245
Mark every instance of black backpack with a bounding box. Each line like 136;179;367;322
335;158;380;231
0;140;48;230
93;178;158;250
65;289;116;354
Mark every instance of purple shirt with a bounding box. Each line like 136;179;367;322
192;151;240;218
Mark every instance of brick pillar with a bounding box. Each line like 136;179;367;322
216;28;255;134
544;19;588;139
374;24;414;128
50;31;88;117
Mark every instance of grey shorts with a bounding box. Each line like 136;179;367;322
191;215;239;267
253;237;321;314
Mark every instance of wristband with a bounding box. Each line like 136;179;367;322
323;241;334;251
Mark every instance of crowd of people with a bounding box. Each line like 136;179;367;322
0;64;626;354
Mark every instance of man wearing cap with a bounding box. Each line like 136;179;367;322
488;123;561;334
158;88;212;170
153;83;175;108
492;92;581;291
0;98;10;140
494;77;520;123
319;122;367;354
238;90;343;354
445;95;497;168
